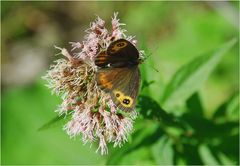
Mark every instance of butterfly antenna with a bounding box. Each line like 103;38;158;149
152;66;160;73
141;44;161;73
143;43;161;60
145;64;160;73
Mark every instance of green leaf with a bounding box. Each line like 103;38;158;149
213;92;239;123
161;39;237;111
137;95;174;123
217;152;236;165
141;80;155;90
226;93;239;122
198;144;219;165
186;92;204;116
118;147;155;165
38;112;72;131
106;121;159;165
137;95;188;132
151;136;174;165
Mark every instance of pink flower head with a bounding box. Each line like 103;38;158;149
43;13;144;155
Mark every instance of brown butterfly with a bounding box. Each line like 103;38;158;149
95;39;141;111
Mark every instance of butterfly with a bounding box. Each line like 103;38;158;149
95;39;141;111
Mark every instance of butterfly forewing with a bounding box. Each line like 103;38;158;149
107;39;139;67
95;39;139;68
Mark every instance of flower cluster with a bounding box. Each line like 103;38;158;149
43;13;142;155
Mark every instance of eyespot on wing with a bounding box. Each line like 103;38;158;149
108;40;128;54
113;90;133;108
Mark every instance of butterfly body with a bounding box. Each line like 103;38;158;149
95;39;141;111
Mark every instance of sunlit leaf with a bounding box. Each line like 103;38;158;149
218;152;236;165
213;92;239;123
151;136;174;165
161;39;237;111
226;93;239;122
107;121;159;164
118;147;155;165
198;144;219;165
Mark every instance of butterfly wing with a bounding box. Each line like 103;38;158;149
94;51;109;67
96;66;140;111
95;39;141;111
95;39;139;68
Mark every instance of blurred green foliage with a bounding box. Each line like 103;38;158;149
1;1;239;165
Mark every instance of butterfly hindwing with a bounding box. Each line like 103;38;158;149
96;66;140;111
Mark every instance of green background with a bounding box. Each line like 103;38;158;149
1;1;239;165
